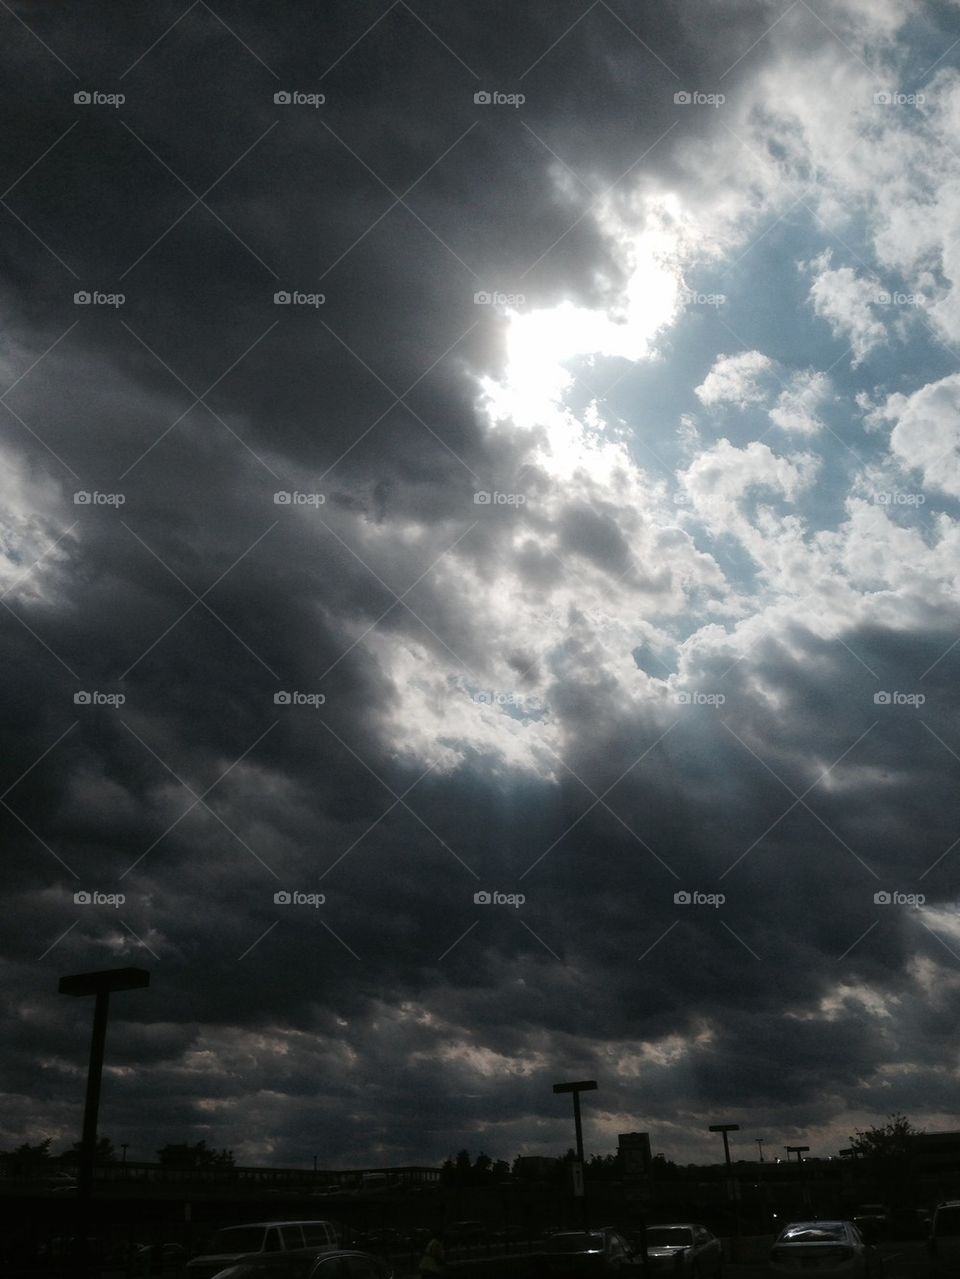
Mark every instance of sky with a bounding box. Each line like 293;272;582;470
2;0;960;1171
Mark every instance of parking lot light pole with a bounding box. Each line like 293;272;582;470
709;1124;741;1259
553;1080;597;1234
785;1146;811;1212
58;967;150;1205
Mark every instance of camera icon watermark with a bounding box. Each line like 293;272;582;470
873;90;925;106
473;491;526;506
872;490;925;505
674;90;724;107
673;690;725;706
874;889;925;907
474;889;525;908
274;290;325;307
74;690;125;706
74;889;125;906
473;90;525;108
274;889;325;907
74;90;125;108
873;690;925;706
473;290;525;306
274;690;325;707
679;288;725;308
273;490;325;505
274;90;325;107
674;890;725;907
74;291;125;308
74;490;125;506
873;291;925;308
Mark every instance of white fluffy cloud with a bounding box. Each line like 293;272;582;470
769;369;833;436
694;351;775;408
806;252;888;365
877;372;960;497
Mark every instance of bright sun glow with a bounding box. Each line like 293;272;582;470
477;216;683;480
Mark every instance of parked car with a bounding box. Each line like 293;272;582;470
539;1227;636;1275
928;1200;960;1275
210;1248;392;1279
886;1207;929;1241
187;1222;340;1279
643;1224;723;1278
769;1221;882;1279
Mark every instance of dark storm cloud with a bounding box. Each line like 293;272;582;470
2;0;960;1167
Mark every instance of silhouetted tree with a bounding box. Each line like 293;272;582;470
849;1113;919;1200
441;1149;511;1186
849;1113;918;1161
0;1139;53;1176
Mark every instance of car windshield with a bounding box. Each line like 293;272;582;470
205;1227;267;1254
549;1233;604;1253
647;1229;694;1247
936;1208;960;1236
301;1226;334;1246
780;1227;845;1243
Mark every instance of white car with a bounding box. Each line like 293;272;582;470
643;1224;723;1278
769;1221;882;1279
187;1222;340;1279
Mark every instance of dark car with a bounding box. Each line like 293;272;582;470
643;1224;723;1278
852;1215;888;1246
769;1221;881;1279
211;1247;393;1279
540;1227;636;1275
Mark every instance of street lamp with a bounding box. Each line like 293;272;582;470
553;1080;597;1232
59;966;149;1205
709;1124;741;1255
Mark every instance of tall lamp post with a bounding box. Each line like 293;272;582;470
785;1146;811;1212
553;1080;597;1233
59;967;150;1205
709;1124;741;1258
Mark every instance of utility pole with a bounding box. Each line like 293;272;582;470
756;1138;765;1162
553;1080;597;1234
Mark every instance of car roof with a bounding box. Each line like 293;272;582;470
936;1202;960;1209
550;1231;607;1239
216;1222;336;1229
648;1223;699;1230
780;1222;849;1231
